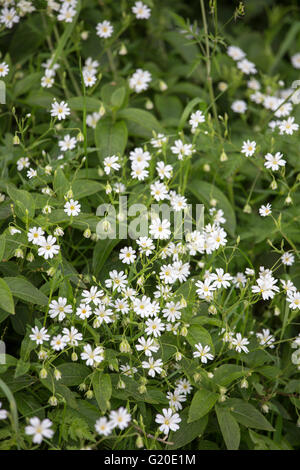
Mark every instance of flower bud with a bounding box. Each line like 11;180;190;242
54;369;61;381
119;339;131;353
83;228;91;238
136;435;144;448
49;396;58;406
71;352;78;361
85;390;94;399
40;368;48;379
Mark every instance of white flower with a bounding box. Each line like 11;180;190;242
291;52;300;69
81;344;104;367
145;317;165;337
259;203;272;217
119;246;136;264
151;134;167;149
169;191;187;212
17;157;30;171
38;235;60;259
81;286;103;305
49;297;72;321
132;1;151;19
57;5;76;23
28;227;45;245
227;46;245;61
175;378;192;395
86;112;101;128
171;139;194;160
142;357;163;377
50;100;70;120
281;252;295;266
136;336;159;357
0;7;20;29
196;278;216;300
133;296;152;318
64;199;81;216
83;70;96;87
279;116;299;135
237;58;257;75
156;161;173;179
149;218;171;240
232;333;249;353
27;168;37;179
25;417;54;444
264;152;286;171
58;134;77;151
104;155;120;175
252;272;279;300
105;270;128;292
150;181;169;201
241;140;256;157
136;236;155;256
193;343;214;363
0;61;9;77
155;408;181;435
51;334;67;351
163;301;182;322
166;391;186;411
0;402;8;420
210;268;232;289
287;291;300;310
189;110;205;130
76;303;92;320
95;417;113;436
256;329;275;348
231;100;247;113
62;326;83;346
41;69;55;88
96;20;114;38
129;69;151;93
29;327;50;345
131;165;149;180
109;407;131;430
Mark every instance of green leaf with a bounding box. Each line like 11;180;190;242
188;389;219;423
0;235;6;262
189;179;236;236
7;186;35;221
72;179;104;200
92;371;112;412
58;363;90;386
213;364;249;387
224;399;274;431
117;108;164;138
0;278;14;315
53;168;69;199
215;405;240;450
169;408;208;449
111;86;126;108
68;96;101;112
95;117;127;162
92;238;120;275
3;277;48;306
186;324;214;353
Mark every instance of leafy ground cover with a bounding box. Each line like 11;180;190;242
0;0;300;450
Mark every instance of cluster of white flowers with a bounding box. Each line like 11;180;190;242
27;227;60;260
129;68;152;93
0;1;36;29
95;407;131;436
46;0;78;23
